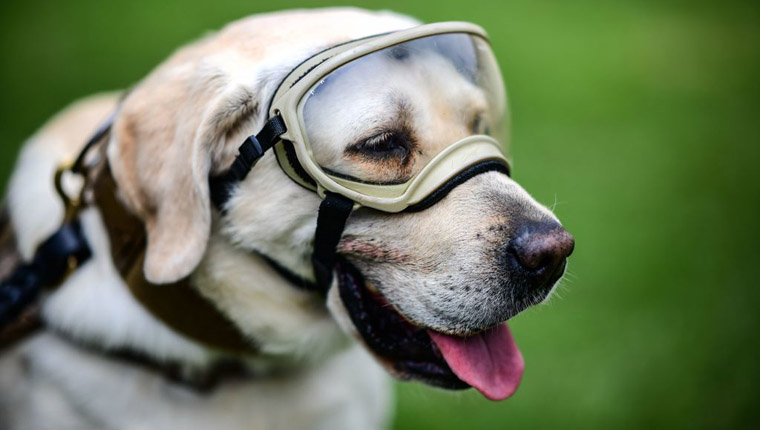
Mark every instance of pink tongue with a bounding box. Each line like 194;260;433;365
428;324;524;401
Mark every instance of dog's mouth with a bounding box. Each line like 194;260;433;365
335;257;524;401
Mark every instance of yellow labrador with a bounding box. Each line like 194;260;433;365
0;8;572;430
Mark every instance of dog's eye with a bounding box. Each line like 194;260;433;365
351;131;412;161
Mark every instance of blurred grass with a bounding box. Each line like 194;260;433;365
1;0;758;428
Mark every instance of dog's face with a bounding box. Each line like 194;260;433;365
107;9;573;400
300;30;573;395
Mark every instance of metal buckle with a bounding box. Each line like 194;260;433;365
54;160;88;222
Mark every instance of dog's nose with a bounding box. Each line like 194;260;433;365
507;221;574;287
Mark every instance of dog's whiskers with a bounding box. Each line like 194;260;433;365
548;194;567;213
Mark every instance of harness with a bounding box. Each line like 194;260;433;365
0;117;330;354
94;164;259;353
0;108;382;356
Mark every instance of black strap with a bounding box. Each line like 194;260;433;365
209;115;287;209
255;252;321;293
0;109;114;329
404;160;510;213
0;220;91;326
280;140;317;188
71;111;116;175
312;192;354;290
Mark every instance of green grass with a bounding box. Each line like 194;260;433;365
1;0;758;428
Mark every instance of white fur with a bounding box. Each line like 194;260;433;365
0;334;391;430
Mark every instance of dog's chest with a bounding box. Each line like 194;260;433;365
0;334;392;430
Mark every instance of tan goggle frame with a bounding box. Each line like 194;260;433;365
269;22;510;213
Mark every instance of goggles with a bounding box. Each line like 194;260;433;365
269;22;509;212
209;22;511;287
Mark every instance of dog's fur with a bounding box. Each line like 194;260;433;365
0;8;564;429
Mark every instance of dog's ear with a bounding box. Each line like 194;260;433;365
108;75;259;284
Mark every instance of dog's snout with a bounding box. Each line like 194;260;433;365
507;221;574;287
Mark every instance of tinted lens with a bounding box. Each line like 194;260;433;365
302;33;507;185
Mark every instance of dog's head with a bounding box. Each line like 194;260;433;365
107;8;573;400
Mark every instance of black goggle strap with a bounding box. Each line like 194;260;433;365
404;160;510;213
208;114;352;293
312;192;354;290
209;115;287;210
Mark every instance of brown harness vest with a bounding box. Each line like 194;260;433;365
0;164;257;389
91;165;256;354
0;111;321;386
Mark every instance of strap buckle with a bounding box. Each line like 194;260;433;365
209;115;287;210
54;160;88;222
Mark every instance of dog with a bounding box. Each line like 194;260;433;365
0;8;573;430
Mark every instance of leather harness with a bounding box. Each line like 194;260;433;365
0;163;264;389
0;113;340;387
92;165;257;354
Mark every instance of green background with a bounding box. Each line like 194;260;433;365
1;0;758;428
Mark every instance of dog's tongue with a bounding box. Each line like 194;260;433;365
428;324;524;401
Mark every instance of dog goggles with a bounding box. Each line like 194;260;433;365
209;22;512;287
210;22;511;213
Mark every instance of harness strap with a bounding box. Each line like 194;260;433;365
312;192;354;289
255;252;321;293
93;166;256;354
0;219;91;328
50;328;252;392
0;208;45;347
209;115;286;210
